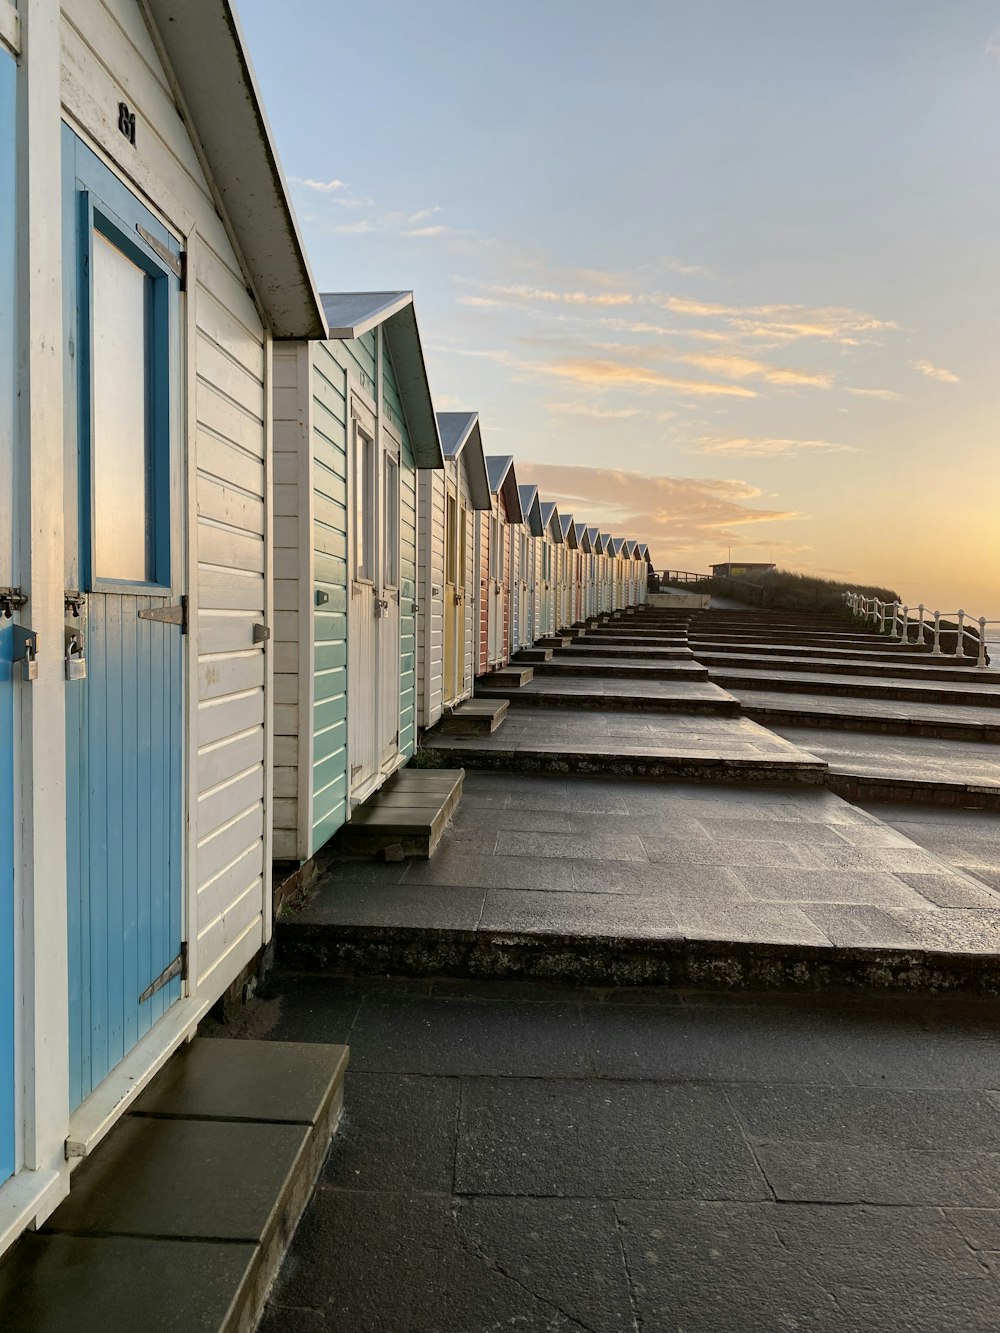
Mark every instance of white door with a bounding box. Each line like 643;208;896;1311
349;401;401;799
488;512;504;666
348;403;378;795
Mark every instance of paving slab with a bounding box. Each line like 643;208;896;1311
734;686;1000;741
277;773;1000;993
711;663;1000;707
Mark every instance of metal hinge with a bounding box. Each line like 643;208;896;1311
0;587;27;620
139;942;187;1004
136;224;186;288
252;623;270;645
138;595;188;633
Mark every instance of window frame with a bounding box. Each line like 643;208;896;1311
79;192;174;594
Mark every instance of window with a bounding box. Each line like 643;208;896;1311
353;421;374;580
446;493;458;584
91;230;153;581
489;515;502;581
382;450;399;587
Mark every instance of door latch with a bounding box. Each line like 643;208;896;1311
12;626;38;681
0;587;27;620
252;623;270;645
65;628;87;681
64;590;85;619
374;598;390;618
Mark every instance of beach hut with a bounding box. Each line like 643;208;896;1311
417;412;491;727
570;523;589;625
537;501;563;638
600;535;617;610
478;457;523;672
636;542;651;604
557;514;579;632
1;0;326;1250
514;485;543;653
272;292;443;857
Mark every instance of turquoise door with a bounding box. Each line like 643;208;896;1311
62;130;184;1111
0;45;16;1184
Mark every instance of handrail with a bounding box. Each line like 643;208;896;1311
843;591;997;669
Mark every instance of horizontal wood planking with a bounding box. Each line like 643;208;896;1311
62;0;272;987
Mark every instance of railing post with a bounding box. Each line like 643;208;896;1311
890;601;901;639
931;611;942;655
955;610;966;658
900;605;909;643
979;618;988;669
916;604;926;647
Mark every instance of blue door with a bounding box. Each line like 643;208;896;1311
0;46;17;1184
62;129;184;1111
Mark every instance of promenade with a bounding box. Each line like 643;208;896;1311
248;602;1000;1330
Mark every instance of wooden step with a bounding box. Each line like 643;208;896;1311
483;665;534;687
0;1038;349;1333
337;767;465;858
439;698;509;735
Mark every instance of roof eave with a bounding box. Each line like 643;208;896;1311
144;0;325;339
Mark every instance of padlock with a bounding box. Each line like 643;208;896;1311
65;629;87;681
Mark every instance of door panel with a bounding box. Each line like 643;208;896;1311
443;489;458;705
348;410;377;793
0;46;16;1183
63;130;184;1111
379;449;400;767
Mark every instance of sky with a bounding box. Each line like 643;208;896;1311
238;0;1000;617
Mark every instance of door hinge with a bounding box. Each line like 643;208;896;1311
136;224;186;289
252;623;270;645
0;587;27;619
139;942;187;1004
138;595;188;633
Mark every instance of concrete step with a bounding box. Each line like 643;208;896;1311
690;639;982;668
0;1037;349;1333
337;768;465;858
558;644;694;662
697;651;994;683
535;636;572;648
579;634;690;648
711;666;1000;709
483;665;535;687
513;647;554;663
439;698;509;735
735;693;1000;743
536;658;710;682
475;679;742;716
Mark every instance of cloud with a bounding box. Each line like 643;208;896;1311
661;295;897;347
912;358;960;383
987;30;1000;63
845;386;902;401
404;225;451;237
693;436;859;457
294;177;347;192
676;351;832;388
545;402;642;420
514;462;804;563
538;358;758;398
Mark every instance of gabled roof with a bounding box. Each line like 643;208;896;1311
518;485;544;537
610;538;626;557
538;501;563;543
436;412;491;510
586;527;603;553
321;292;443;470
146;0;324;339
559;514;579;548
485;456;524;523
636;542;650;561
573;523;592;553
624;539;638;559
600;534;614;555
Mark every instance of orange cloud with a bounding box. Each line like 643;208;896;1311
539;359;757;398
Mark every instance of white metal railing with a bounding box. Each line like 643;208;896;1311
843;592;997;669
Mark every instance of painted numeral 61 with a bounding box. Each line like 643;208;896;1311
118;101;136;147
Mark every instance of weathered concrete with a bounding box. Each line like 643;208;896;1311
236;977;1000;1332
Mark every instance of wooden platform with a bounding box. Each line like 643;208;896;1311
337;768;466;858
437;699;509;736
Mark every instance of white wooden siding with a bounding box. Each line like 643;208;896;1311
61;0;271;998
